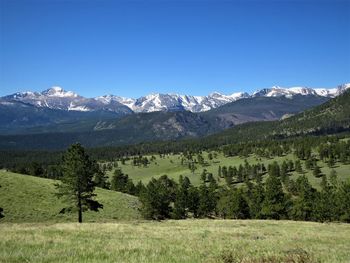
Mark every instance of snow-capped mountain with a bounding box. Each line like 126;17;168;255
95;92;250;113
251;84;350;98
2;87;132;114
2;83;349;114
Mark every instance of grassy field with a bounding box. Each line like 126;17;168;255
107;152;350;188
0;171;141;222
1;220;349;263
1;165;349;262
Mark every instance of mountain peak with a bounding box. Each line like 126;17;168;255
41;86;78;98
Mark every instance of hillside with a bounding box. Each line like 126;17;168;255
0;99;128;134
0;171;141;222
106;151;350;188
201;95;329;126
201;89;350;145
278;89;350;135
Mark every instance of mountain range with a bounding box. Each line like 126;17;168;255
0;83;349;150
2;83;349;114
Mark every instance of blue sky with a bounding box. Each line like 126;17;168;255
0;0;349;98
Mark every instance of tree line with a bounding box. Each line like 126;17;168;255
139;167;350;222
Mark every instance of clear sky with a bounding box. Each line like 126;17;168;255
0;0;349;98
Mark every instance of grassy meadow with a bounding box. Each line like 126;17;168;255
1;159;350;262
0;171;141;222
1;220;350;263
106;152;350;188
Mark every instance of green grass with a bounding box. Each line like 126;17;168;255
0;170;141;223
107;152;350;188
1;220;349;263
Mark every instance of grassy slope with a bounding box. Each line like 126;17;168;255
107;152;350;188
0;171;141;222
1;220;350;263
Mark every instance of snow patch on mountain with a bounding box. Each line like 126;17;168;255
41;86;78;98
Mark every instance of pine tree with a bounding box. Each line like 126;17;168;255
314;176;336;222
93;166;110;189
218;166;222;178
313;165;322;178
280;161;289;183
187;185;200;218
248;181;264;219
111;168;129;192
261;174;288;219
173;176;191;219
217;191;231;219
337;179;350;222
139;176;176;220
198;182;217;217
135;181;146;196
200;169;207;182
55;143;103;223
295;160;303;174
228;189;250;219
329;169;338;188
291;175;315;221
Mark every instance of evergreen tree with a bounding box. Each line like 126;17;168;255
313;165;322;178
187;185;200;218
290;175;315;221
111;168;129;192
55;143;103;223
248;181;264;219
200;169;207;182
314;176;336;222
135;181;146;196
139;176;176;220
218;166;222;178
217;190;231;219
228;189;250;219
93;166;110;189
173;176;192;219
295;160;303;174
198;182;217;217
280;161;289;183
261;174;288;219
329;169;338;188
268;161;280;177
337;179;350;222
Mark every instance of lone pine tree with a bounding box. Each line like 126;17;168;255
56;143;103;223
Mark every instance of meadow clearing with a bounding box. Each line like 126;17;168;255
106;152;350;188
